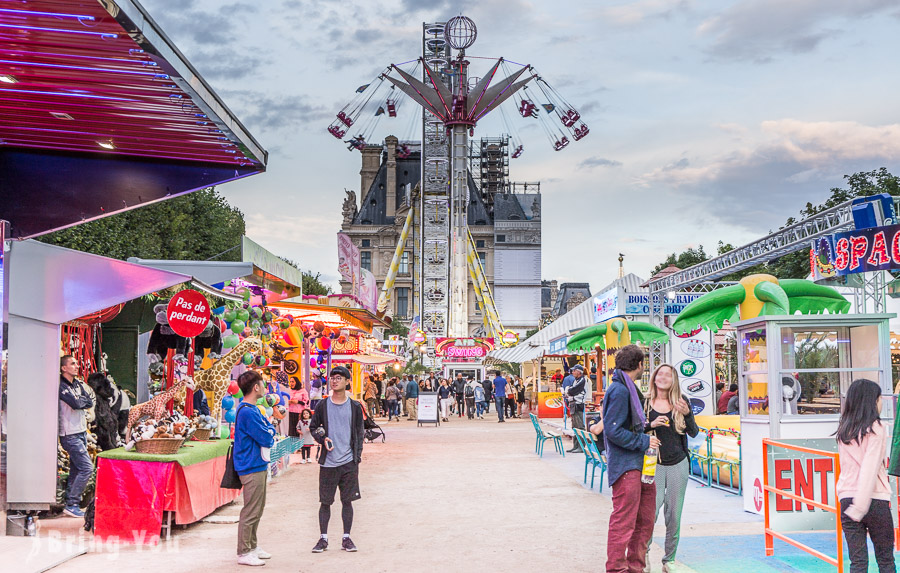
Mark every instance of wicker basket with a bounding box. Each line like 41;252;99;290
192;428;212;441
134;437;185;454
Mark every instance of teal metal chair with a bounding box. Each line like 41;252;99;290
574;428;607;492
529;413;565;457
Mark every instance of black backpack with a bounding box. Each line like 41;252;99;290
465;384;474;398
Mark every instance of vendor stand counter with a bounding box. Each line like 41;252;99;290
94;440;239;544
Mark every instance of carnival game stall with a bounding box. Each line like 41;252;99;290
671;274;894;513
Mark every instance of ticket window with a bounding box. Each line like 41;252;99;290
741;326;770;416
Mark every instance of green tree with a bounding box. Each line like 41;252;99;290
302;271;332;296
38;188;245;261
384;319;409;337
651;246;709;276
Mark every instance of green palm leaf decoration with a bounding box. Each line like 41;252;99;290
671;284;745;335
755;281;789;316
628;322;670;345
567;324;607;352
779;279;851;315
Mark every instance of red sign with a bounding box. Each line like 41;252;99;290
166;290;211;338
773;457;834;512
333;335;360;354
434;337;495;358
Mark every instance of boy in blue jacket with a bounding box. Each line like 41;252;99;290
234;370;275;566
603;344;660;573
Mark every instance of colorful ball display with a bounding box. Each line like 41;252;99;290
223;309;237;322
313;321;325;333
227;380;239;395
257;405;267;417
230;319;246;334
223;334;240;349
242;352;254;365
283;327;303;347
263;311;273;322
315;337;332;351
265;394;278;407
279;319;291;330
273;405;287;420
224;409;236;423
222;396;235;410
236;308;250;322
310;357;318;368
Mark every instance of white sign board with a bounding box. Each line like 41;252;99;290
417;392;439;426
669;329;715;415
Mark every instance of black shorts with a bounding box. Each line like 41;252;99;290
319;462;361;505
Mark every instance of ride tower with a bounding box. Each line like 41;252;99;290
382;16;535;338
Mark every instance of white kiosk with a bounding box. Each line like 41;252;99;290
736;313;894;513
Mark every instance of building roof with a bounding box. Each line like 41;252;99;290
353;150;492;226
0;0;267;239
640;265;682;288
493;193;527;221
552;282;592;317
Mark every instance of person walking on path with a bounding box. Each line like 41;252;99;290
310;365;365;554
482;377;493;414
405;375;419;421
603;344;660;573
438;379;453;422
516;378;526;417
465;376;477;419
385;380;402;422
836;379;895;573
296;408;315;464
493;372;508;423
452;373;466;418
566;365;589;453
288;378;309;438
234;370;276;566
474;380;487;419
58;355;94;519
643;364;699;572
363;376;379;419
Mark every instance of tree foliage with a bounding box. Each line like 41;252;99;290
37;188;245;261
302;271;332;296
651;169;900;280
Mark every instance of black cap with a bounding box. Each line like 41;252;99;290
330;365;352;379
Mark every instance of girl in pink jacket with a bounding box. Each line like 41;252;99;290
835;378;895;573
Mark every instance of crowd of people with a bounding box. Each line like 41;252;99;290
351;370;531;423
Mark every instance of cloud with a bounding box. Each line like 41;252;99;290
698;0;896;62
578;157;623;169
596;0;691;26
185;49;266;80
638;119;900;229
221;91;331;131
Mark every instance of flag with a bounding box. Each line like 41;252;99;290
375;106;385;116
355;84;370;93
542;103;556;113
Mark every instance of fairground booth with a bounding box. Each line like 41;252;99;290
0;0;267;545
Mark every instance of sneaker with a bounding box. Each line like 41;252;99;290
63;505;84;518
237;553;265;566
312;538;328;553
341;537;358;552
252;547;272;559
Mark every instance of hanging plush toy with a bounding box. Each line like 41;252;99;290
147;302;189;358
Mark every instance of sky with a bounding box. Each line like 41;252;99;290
141;0;900;293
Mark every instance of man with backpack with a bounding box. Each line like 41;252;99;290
452;373;467;419
464;376;477;419
482;377;493;414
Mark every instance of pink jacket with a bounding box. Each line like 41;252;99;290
835;421;891;521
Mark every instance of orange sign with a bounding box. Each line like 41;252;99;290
332;335;360;354
537;391;564;418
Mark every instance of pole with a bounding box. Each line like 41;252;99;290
184;338;195;416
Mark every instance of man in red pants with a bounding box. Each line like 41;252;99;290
602;345;660;572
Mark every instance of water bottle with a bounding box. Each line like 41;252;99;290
641;441;658;484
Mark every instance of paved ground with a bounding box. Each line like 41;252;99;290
18;412;893;572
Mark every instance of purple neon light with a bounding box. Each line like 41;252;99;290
0;49;154;67
0;23;116;37
422;63;452;116
0;88;132;101
0;8;96;20
465;61;500;121
474;71;534;123
391;65;445;120
0;59;163;77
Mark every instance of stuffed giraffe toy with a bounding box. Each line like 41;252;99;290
188;337;263;422
126;376;195;437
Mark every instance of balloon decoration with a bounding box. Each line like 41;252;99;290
222;395;235;411
315;337;331;352
223;309;237;322
257;405;267;416
224;409;236;423
223;334;240;348
273;405;287;420
236;308;250;322
265;394;279;407
283;327;303;347
227;380;240;395
230;319;246;334
313;321;325;333
242;352;254;366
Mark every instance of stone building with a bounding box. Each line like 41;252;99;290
339;135;542;337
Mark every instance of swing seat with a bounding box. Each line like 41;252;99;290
345;137;366;151
387;100;397;117
553;137;570;151
573;124;589;141
337;111;354;127
519;99;536;118
566;109;580;122
511;145;523;158
327;125;345;139
561;115;576;128
397;144;411;158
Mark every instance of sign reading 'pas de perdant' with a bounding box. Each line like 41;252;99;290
166;289;211;338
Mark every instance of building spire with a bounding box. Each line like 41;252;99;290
617;253;625;279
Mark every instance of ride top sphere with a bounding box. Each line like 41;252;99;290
444;16;477;51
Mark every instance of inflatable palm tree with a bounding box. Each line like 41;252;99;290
567;317;669;352
671;274;850;335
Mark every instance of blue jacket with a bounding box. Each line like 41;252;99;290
234;402;276;476
493;376;507;397
602;370;650;486
405;380;419;399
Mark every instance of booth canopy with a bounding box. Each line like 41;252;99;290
270;301;389;334
0;0;268;238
